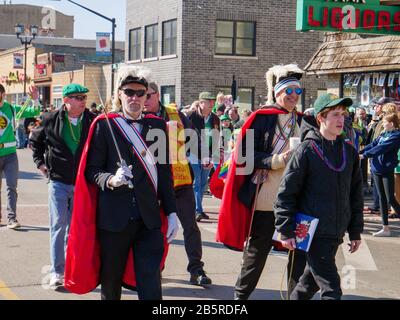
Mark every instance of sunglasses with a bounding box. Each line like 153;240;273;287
69;95;87;101
122;88;146;98
285;87;303;96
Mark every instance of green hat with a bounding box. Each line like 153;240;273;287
199;91;216;101
62;83;89;97
220;114;231;122
313;93;353;115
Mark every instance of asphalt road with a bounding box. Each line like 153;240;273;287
0;149;399;300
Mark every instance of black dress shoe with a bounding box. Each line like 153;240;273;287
190;270;212;286
195;212;209;222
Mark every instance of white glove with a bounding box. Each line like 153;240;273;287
108;165;133;188
166;212;179;243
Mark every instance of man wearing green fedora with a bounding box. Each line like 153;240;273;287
187;91;220;222
30;83;96;288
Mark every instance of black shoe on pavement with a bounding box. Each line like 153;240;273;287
389;213;399;219
196;212;209;222
190;270;212;286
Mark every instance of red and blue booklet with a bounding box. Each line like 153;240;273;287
273;213;319;252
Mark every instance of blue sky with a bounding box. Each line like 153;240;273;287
11;0;126;40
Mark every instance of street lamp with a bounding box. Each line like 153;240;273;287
50;0;117;97
15;24;38;97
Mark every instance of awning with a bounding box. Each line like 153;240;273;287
305;35;400;75
33;77;52;84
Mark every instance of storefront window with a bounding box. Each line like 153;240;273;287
343;72;400;109
53;98;63;109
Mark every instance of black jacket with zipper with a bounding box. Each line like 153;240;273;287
274;116;364;242
30;107;96;185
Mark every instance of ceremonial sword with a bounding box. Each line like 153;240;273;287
92;76;134;189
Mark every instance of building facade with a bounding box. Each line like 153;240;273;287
306;32;400;107
0;4;74;38
125;0;326;111
0;40;125;107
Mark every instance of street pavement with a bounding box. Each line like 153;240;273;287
0;148;399;300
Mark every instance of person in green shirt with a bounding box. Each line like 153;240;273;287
30;83;96;288
0;84;40;229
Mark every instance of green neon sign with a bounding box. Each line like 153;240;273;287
297;0;400;35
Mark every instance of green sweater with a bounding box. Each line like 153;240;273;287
62;114;82;155
0;101;41;157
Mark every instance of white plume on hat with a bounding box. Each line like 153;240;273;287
113;64;152;110
265;63;304;104
115;63;152;90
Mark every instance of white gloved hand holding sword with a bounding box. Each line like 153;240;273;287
107;164;133;189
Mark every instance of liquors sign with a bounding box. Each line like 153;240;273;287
297;0;400;35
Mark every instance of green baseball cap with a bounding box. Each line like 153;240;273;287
199;91;216;101
220;114;231;122
62;83;89;97
313;93;353;115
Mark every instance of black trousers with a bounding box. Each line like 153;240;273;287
175;187;204;274
98;220;164;300
373;172;400;225
234;211;306;300
290;239;342;300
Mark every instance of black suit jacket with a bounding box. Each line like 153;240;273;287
85;115;177;232
30;107;96;185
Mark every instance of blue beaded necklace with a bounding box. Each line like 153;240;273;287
311;141;347;172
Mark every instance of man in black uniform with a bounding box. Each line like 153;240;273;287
85;65;179;300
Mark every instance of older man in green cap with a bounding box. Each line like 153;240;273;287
187;91;221;221
30;83;96;288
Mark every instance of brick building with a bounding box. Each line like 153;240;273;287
125;0;326;111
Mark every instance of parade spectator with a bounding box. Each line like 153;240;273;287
16;118;26;149
364;99;386;214
360;112;400;237
89;102;100;115
220;114;233;162
144;82;212;286
228;106;244;129
187;92;220;222
65;65;178;300
30;83;96;288
212;91;225;114
216;104;226;116
354;107;369;191
223;95;234;109
241;109;252;121
0;84;41;228
275;93;363;300
217;64;307;300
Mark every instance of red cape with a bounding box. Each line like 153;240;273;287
216;108;289;251
64;113;169;294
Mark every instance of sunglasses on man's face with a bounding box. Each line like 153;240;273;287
285;87;303;96
122;88;146;98
69;95;87;101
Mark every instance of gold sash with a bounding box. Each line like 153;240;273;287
165;104;193;188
